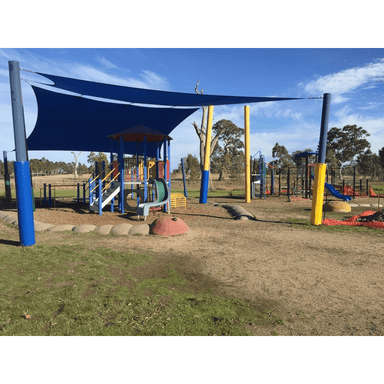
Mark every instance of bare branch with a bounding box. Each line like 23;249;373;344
192;122;203;138
195;80;200;94
210;127;226;156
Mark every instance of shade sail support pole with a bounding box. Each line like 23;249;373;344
244;105;251;203
163;137;168;212
311;93;331;225
199;105;214;204
8;60;35;247
167;138;171;214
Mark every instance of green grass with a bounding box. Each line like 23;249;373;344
371;184;384;193
0;188;80;199
0;242;280;336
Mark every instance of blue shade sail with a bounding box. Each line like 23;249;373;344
26;86;198;157
34;71;304;106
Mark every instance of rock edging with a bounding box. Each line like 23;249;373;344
209;202;255;221
0;211;150;236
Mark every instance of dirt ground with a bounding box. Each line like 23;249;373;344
1;192;383;336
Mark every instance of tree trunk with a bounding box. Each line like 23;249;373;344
192;82;228;192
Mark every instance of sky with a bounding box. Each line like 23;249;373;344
2;47;384;171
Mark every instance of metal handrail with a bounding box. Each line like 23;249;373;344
101;166;117;183
89;163;119;194
102;172;120;193
90;162;118;185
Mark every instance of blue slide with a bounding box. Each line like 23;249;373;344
310;174;351;201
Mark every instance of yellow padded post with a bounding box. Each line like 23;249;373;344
311;163;327;225
244;105;251;203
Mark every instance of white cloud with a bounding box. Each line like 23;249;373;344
139;70;171;91
358;102;383;110
299;58;384;103
330;106;384;155
95;56;118;69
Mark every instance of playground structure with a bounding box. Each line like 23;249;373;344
247;149;383;202
250;151;267;199
6;60;348;246
85;127;173;219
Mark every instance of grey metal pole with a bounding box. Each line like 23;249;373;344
317;93;331;164
9;61;28;162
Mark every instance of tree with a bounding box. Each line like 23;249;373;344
191;81;227;190
77;162;90;175
210;120;244;181
378;146;384;170
272;143;295;171
182;154;200;180
71;151;83;178
356;149;382;178
326;125;371;167
87;152;109;170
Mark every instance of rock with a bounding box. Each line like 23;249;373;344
129;224;150;236
323;201;351;213
94;225;114;236
110;223;133;236
34;222;55;231
4;215;18;225
0;211;14;219
150;216;189;236
72;224;97;233
47;224;75;232
222;204;254;220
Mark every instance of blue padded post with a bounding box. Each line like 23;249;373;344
14;162;35;246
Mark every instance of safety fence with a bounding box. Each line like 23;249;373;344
323;210;384;229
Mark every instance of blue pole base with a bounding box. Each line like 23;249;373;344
199;170;209;204
14;161;35;246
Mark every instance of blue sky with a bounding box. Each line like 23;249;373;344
2;48;384;170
